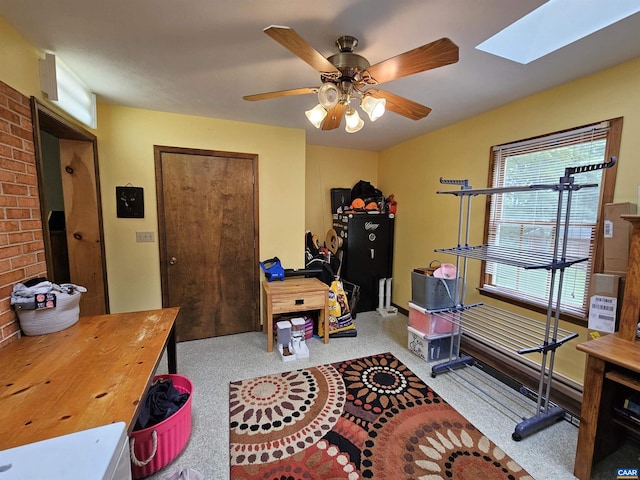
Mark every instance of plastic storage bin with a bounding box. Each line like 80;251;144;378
408;302;460;336
130;374;193;479
411;271;457;310
407;326;459;362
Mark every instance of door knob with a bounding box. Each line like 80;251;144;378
169;256;178;265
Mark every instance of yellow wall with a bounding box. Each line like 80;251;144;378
0;16;41;98
380;56;640;382
305;145;378;239
97;104;307;313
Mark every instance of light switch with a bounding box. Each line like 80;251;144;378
136;231;155;243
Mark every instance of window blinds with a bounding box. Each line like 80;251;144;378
485;121;609;317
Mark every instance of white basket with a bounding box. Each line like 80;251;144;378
16;290;82;336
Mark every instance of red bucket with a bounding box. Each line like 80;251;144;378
130;374;193;479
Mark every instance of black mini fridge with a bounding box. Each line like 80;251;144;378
332;213;395;312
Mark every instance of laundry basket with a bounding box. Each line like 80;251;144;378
13;283;84;336
130;374;193;479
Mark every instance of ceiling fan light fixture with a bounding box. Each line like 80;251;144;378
305;104;327;128
360;95;386;122
344;108;364;133
317;82;340;109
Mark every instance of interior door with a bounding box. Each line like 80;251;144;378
155;146;259;342
58;140;107;315
31;98;109;316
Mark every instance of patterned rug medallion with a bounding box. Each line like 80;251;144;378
229;352;533;479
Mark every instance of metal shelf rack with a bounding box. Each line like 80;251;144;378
430;157;616;441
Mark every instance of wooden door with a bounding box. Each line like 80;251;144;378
155;146;259;342
59;140;107;315
31;98;109;316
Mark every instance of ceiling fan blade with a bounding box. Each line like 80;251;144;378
243;87;318;101
364;38;459;85
321;103;346;130
264;25;340;76
368;90;432;120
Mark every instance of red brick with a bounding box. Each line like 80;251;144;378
20;219;41;230
0;259;10;273
0;106;20;126
0;157;26;172
0;234;8;246
10;124;33;141
0;132;22;149
14;172;37;186
11;253;37;269
1;85;21;103
7;98;30;118
0;196;18;207
22;140;34;154
0;220;20;232
1;183;28;195
0;144;12;158
23;240;44;253
0;119;10;134
0;285;13;298
17;197;40;208
0;269;24;286
0;170;16;182
0;244;22;258
8;231;33;244
12;149;34;164
24;263;46;278
5;208;31;220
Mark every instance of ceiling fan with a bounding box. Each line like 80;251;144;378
243;26;459;133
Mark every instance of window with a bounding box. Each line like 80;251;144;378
481;118;621;321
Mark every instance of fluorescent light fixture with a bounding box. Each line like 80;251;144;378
39;53;97;128
476;0;640;64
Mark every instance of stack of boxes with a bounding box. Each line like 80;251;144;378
407;269;460;362
588;202;637;337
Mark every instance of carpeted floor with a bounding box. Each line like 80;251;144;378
148;310;639;480
229;352;534;479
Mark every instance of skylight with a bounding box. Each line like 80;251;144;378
476;0;640;64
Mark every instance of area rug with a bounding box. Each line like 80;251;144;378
229;352;533;480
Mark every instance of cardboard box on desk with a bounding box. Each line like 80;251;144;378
603;202;637;276
587;273;622;338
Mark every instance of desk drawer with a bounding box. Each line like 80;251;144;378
271;291;326;313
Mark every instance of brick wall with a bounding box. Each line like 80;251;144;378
0;81;47;348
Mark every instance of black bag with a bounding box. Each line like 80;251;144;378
351;180;382;204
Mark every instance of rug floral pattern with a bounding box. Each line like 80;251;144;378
230;352;533;480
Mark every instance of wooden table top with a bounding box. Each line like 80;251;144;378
262;277;329;294
576;333;640;372
0;307;178;451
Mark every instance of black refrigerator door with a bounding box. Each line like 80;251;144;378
342;215;394;312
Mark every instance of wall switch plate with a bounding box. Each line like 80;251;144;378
136;231;155;243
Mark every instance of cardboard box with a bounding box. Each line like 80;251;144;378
407;326;459;362
587;273;621;335
603;202;637;276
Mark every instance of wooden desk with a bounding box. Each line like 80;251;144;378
262;277;330;352
0;307;179;451
574;334;640;479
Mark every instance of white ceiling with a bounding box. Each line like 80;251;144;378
1;0;639;151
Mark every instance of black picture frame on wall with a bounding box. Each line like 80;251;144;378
116;186;144;218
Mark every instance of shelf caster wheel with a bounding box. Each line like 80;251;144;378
512;432;522;441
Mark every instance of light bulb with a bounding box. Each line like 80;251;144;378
305;104;327;128
345;108;364;133
361;96;386;122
